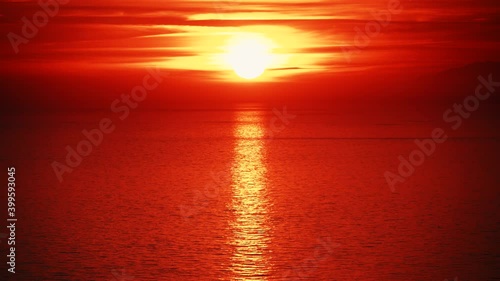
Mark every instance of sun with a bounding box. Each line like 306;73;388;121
224;33;274;80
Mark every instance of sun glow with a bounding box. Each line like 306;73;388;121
223;33;275;80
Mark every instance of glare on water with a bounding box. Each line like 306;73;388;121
229;112;272;280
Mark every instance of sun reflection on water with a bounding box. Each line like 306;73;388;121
229;111;272;280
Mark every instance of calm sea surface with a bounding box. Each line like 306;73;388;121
1;104;499;280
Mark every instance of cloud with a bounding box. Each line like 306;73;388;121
0;0;499;80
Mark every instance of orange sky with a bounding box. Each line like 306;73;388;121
1;0;500;107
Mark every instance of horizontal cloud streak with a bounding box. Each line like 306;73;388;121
1;0;499;80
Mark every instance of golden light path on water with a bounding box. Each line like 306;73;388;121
229;111;272;280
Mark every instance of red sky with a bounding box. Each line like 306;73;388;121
1;0;500;107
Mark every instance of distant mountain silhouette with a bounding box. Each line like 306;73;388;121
415;61;500;98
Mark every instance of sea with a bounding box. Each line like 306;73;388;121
1;103;499;280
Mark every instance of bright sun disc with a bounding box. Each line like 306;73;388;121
225;34;274;80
